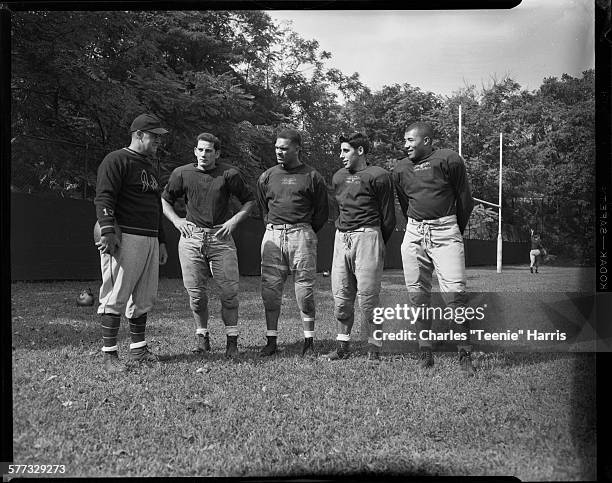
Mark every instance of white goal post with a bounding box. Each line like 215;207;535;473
459;105;503;273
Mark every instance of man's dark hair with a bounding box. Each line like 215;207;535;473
405;122;434;140
276;128;302;147
196;132;221;151
339;132;370;155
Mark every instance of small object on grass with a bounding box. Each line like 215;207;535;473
76;288;95;307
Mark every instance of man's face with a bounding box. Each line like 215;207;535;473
404;128;429;161
140;131;163;156
194;140;219;170
275;137;300;167
339;142;362;171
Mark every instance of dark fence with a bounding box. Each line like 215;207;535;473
10;193;528;281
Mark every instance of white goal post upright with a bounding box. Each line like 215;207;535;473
458;105;503;273
496;133;503;273
458;104;462;158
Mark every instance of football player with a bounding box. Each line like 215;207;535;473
322;132;396;362
393;122;476;374
256;128;329;357
94;113;169;372
529;231;546;274
162;133;255;358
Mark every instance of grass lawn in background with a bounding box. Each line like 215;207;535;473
10;266;596;479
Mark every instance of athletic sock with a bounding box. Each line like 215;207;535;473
128;314;147;345
101;313;121;352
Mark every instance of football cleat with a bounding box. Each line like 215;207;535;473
367;345;381;364
418;348;434;368
459;350;476;376
129;345;159;363
103;351;126;373
321;341;350;361
192;334;211;355
301;337;315;357
259;337;278;357
225;335;239;359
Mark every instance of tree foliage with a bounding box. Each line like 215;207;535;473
11;11;595;263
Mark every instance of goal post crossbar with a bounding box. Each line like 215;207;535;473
473;197;500;209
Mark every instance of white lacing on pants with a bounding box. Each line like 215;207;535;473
342;232;352;251
415;221;433;248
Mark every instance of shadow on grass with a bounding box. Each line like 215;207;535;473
11;316;180;351
156;352;201;364
432;349;582;369
12;319;100;350
154;338;383;366
381;348;591;370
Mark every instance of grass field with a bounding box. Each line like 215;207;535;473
10;266;597;479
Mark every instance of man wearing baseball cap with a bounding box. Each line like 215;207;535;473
129;113;170;135
94;113;169;372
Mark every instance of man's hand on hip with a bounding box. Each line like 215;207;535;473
215;218;239;240
174;218;195;238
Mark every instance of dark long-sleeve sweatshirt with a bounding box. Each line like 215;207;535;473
94;147;166;242
256;163;329;233
162;161;254;228
393;148;474;234
332;165;396;244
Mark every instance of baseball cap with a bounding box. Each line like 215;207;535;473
129;113;169;134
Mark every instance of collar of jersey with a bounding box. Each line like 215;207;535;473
279;162;304;171
412;148;436;165
123;147;151;160
192;163;219;173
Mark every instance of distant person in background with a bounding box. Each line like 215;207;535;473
529;231;546;274
322;132;396;363
94;113;169;373
256;128;329;357
393;122;475;375
162;133;255;359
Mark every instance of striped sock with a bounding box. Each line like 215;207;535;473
337;334;350;342
129;314;147;345
101;313;121;351
226;326;239;337
196;328;209;337
302;315;315;332
304;330;315;338
266;330;278;337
